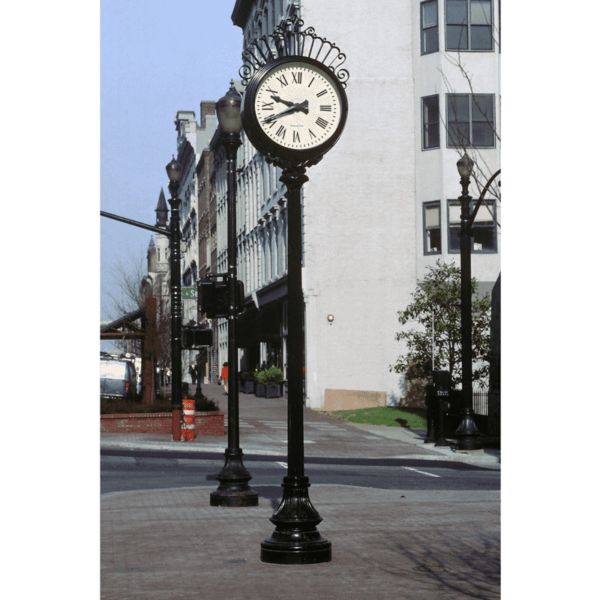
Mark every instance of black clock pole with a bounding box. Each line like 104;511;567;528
260;164;332;565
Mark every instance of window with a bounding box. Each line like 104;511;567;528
421;1;439;55
423;202;441;254
447;94;495;148
447;199;497;253
446;0;493;51
422;95;440;149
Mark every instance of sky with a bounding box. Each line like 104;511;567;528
101;0;243;323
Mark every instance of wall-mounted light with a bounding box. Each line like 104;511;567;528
327;314;334;325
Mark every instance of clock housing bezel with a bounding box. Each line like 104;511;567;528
242;56;348;164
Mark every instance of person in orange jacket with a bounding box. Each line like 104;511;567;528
221;362;229;394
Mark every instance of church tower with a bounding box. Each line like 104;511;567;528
154;187;170;275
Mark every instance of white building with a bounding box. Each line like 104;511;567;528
224;0;500;408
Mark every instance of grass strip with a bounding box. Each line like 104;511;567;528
322;406;427;429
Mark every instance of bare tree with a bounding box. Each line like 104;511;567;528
437;7;501;222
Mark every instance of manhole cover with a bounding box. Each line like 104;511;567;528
413;565;450;573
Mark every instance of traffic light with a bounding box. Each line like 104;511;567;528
182;327;214;349
198;278;245;319
198;279;227;318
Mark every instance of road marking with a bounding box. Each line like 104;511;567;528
276;462;288;469
403;466;441;478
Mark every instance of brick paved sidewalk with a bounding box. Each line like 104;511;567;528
101;484;500;600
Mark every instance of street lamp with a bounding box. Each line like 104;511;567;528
454;153;482;450
165;157;184;430
210;82;259;507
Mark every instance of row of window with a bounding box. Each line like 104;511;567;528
421;0;497;54
423;200;497;255
422;93;496;149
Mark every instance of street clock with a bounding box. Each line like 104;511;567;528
242;56;348;164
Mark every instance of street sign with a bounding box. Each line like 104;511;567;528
182;287;198;300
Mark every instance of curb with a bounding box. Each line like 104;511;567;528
99;438;499;465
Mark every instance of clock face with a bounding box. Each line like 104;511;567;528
253;60;343;152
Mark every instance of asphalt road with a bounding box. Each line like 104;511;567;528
101;449;500;497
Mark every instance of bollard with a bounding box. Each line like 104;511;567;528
433;370;451;447
182;396;196;441
424;384;436;443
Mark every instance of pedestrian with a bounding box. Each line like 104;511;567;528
160;366;165;386
189;364;197;385
166;367;171;386
221;362;229;394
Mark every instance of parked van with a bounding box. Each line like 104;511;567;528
100;357;137;399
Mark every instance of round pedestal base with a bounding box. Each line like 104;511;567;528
260;541;332;565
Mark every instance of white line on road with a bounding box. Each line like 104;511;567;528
403;466;441;478
276;462;288;469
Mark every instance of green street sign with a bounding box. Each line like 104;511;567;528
182;287;198;300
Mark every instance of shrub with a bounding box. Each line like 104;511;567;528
101;396;173;414
239;370;255;382
194;396;220;412
255;366;284;385
100;394;220;414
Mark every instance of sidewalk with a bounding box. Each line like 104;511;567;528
101;383;500;599
101;381;500;466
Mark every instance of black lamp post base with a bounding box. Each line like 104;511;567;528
260;476;332;565
261;538;332;565
454;408;482;450
210;448;259;507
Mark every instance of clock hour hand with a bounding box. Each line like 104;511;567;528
262;100;309;124
271;95;295;108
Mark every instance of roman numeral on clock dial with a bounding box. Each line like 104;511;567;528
276;125;286;138
315;117;328;129
262;102;274;110
293;131;300;143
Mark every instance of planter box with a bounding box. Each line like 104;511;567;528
254;383;282;398
101;411;225;436
244;381;255;394
266;384;281;398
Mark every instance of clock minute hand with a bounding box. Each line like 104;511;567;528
262;100;309;124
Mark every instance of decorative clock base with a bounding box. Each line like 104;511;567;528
260;476;332;565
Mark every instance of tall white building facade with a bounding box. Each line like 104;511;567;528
226;0;500;408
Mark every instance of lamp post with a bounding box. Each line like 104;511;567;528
165;157;184;426
453;153;482;451
210;82;259;507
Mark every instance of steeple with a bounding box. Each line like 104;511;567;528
155;187;169;228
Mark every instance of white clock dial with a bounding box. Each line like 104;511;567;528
254;61;342;151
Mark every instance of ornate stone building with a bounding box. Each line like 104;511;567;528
172;103;218;383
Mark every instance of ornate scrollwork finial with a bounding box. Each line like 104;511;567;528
239;15;349;89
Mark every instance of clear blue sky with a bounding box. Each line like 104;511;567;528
101;0;243;322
